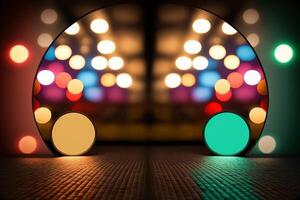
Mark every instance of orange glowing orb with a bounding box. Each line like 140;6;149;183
18;136;37;154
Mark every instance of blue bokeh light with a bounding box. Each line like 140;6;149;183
84;87;104;102
77;71;98;87
236;45;256;61
192;87;213;102
44;46;55;61
198;71;221;87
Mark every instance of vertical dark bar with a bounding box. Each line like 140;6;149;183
142;0;156;124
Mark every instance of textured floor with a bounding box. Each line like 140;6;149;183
0;146;300;200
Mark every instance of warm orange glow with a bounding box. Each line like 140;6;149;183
19;136;37;154
249;107;266;124
227;72;243;88
257;80;267;95
101;73;116;87
34;107;52;124
67;79;84;94
181;73;196;87
55;72;72;88
10;45;29;63
214;79;230;94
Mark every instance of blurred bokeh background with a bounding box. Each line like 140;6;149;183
0;0;299;156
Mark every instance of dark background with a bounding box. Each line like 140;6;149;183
0;0;299;155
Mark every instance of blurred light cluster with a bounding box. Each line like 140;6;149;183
163;10;270;154
33;11;134;133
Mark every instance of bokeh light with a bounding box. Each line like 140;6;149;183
257;80;267;95
34;107;52;124
209;45;226;60
192;87;213;102
91;56;107;70
51;113;95;156
204;102;223;116
101;73;116;87
65;22;80;35
10;45;29;63
175;56;192;70
274;44;294;63
243;9;259;24
249;107;266;124
247;33;260;47
18;136;37;154
97;40;116;54
77;71;98;87
216;90;232;102
221;22;237;35
108;56;124;70
181;73;196;87
116;73;132;88
165;73;181;88
90;19;109;34
193;56;208;70
183;40;202;54
55;45;72;60
41;9;57;24
199;71;221;87
69;55;85;70
45;46;56;61
236;45;256;61
258;135;276;154
37;70;55;86
214;79;231;94
66;91;82;102
67;79;84;94
224;55;240;70
55;72;72;88
244;70;261;85
227;72;243;88
84;87;104;102
204;112;250;155
192;19;211;33
37;33;53;48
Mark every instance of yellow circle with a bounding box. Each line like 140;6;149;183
67;79;84;94
69;55;85;70
101;73;116;87
224;55;240;70
181;73;196;87
209;45;226;60
214;79;230;94
249;107;266;124
55;45;72;60
52;113;95;156
34;107;52;124
10;45;29;63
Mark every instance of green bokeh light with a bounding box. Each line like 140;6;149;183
204;112;250;156
274;43;294;63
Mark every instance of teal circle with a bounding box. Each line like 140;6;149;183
204;112;250;156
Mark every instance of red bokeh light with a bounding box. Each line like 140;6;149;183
215;90;232;102
66;90;82;102
204;102;223;116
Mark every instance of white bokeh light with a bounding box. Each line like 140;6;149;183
165;73;181;88
193;56;208;70
116;73;132;88
192;19;211;33
244;70;261;85
37;70;55;85
258;135;276;154
91;56;107;70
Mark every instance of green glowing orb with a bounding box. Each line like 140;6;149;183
274;44;294;63
204;112;250;156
